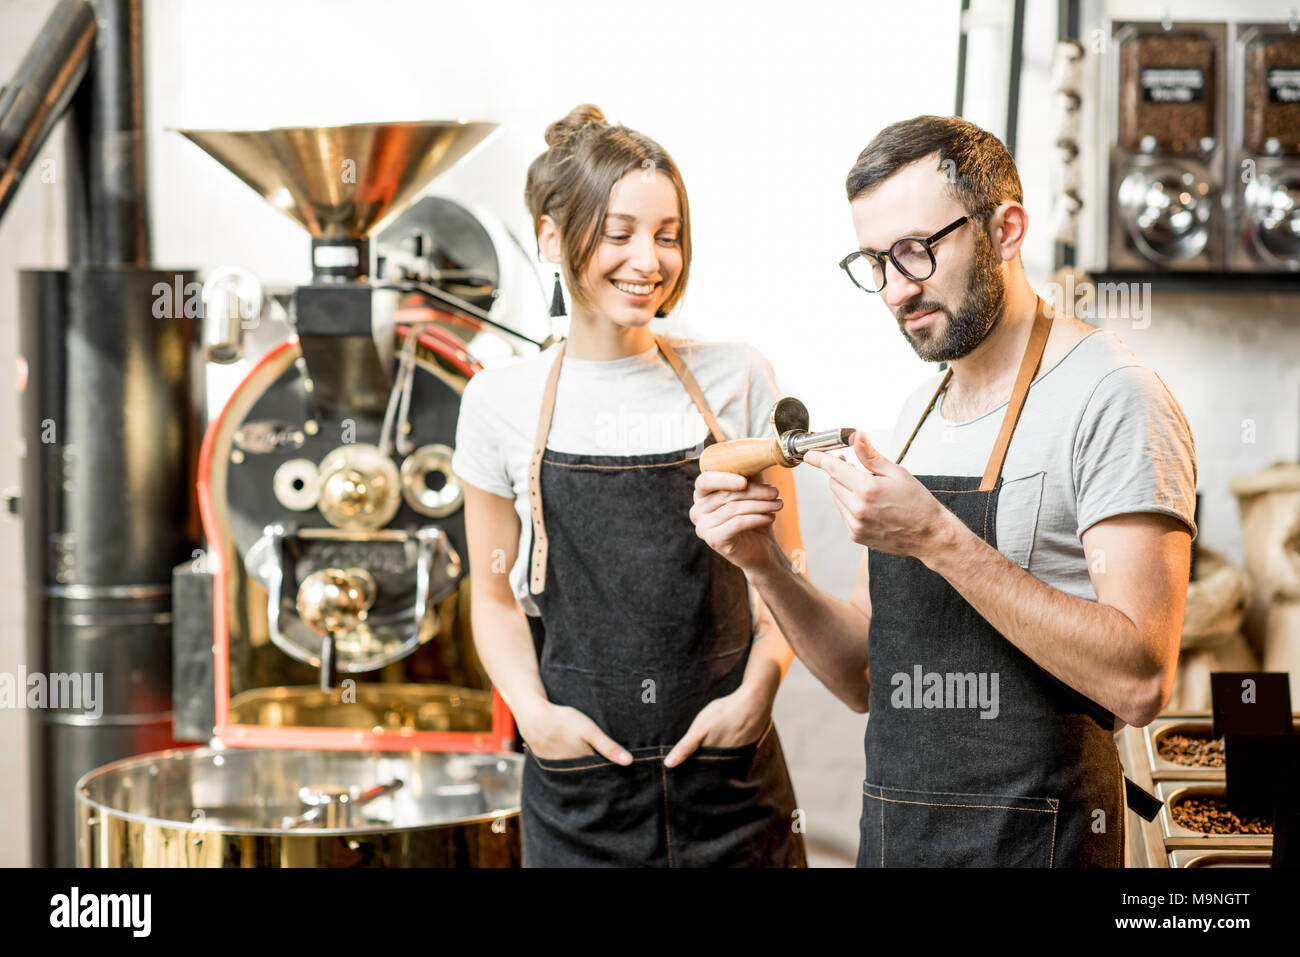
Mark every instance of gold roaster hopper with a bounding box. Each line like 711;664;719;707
176;120;498;239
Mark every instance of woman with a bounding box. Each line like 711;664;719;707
452;104;806;867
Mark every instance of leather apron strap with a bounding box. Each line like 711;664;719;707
651;335;729;445
895;298;1054;492
527;340;567;594
527;336;727;594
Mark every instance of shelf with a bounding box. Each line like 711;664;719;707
1087;270;1300;294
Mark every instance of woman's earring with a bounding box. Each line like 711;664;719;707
549;271;566;318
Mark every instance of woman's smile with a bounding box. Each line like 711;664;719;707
611;278;659;301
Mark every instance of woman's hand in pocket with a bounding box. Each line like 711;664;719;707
518;699;632;765
663;685;771;768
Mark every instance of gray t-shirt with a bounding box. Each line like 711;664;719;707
889;328;1198;601
451;337;782;614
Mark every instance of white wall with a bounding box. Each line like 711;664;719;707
0;0;75;870
1;0;1292;866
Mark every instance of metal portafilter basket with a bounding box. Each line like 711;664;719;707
700;397;854;477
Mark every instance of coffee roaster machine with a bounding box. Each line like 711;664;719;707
3;0;543;867
78;119;540;869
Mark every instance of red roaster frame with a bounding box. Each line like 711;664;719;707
197;326;514;752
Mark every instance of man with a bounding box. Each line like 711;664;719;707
690;115;1197;867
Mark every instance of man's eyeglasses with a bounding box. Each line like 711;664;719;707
838;216;969;294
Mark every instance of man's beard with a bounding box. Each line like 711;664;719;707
896;227;1006;363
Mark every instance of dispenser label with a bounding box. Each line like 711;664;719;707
1268;68;1300;103
1140;66;1206;102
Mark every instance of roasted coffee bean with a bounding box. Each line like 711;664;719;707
1157;731;1226;767
1171;795;1273;835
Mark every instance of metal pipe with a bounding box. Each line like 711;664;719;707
954;0;971;116
1006;0;1027;157
0;0;96;224
1055;0;1080;271
65;0;151;265
19;267;198;867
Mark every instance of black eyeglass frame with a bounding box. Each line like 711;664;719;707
838;215;970;293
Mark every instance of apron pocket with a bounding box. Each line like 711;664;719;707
522;746;664;866
689;712;773;768
526;749;619;772
995;470;1045;568
666;724;796;867
693;739;762;762
860;781;1059;867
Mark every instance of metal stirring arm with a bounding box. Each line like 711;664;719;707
378;279;544;349
379;327;420;457
283;779;406;829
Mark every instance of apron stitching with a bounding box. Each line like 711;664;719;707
862;792;1058;813
1116;761;1126;868
880;788;885;866
543;456;697;471
862;784;886;865
1049;806;1058;867
695;753;751;761
660;753;674;868
529;753;663;772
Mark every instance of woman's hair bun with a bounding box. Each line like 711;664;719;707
544;104;608;149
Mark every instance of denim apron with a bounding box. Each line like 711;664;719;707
859;299;1125;867
520;335;805;867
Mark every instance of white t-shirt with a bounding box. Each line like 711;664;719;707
451;336;782;614
889;328;1198;602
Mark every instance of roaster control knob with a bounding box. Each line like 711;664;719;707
315;443;402;529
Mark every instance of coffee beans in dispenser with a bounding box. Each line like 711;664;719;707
1243;28;1300;155
1119;31;1217;155
1232;25;1300;271
1109;23;1226;270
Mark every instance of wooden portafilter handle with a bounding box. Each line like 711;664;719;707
700;428;855;477
699;437;785;477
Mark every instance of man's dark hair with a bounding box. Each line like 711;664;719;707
845;115;1023;223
